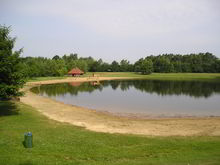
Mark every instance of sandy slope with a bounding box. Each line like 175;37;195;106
20;77;220;136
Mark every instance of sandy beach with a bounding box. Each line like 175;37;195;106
20;77;220;136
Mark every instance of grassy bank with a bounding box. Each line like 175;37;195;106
0;101;220;165
84;72;220;81
28;73;220;82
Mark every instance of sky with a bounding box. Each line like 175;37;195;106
1;0;220;63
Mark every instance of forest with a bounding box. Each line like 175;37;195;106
21;52;220;77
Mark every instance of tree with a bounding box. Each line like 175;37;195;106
76;60;88;72
52;55;60;60
154;57;174;73
0;26;26;99
215;60;220;73
201;52;217;72
120;59;130;72
140;59;153;74
111;61;120;72
173;61;182;72
134;58;144;72
90;60;102;72
19;52;220;76
69;53;78;60
101;62;110;72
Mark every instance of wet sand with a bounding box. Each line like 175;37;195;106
20;77;220;136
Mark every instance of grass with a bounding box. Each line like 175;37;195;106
84;72;220;81
28;73;220;82
0;101;220;165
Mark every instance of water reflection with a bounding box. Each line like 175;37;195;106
32;82;103;97
32;79;220;98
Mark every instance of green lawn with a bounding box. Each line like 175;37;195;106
28;73;220;82
84;72;220;81
0;101;220;165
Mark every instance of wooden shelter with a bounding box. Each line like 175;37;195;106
68;67;84;77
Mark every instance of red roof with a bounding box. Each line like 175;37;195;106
69;82;82;87
68;67;84;75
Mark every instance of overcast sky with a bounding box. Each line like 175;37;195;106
1;0;220;63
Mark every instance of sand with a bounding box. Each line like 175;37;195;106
20;77;220;136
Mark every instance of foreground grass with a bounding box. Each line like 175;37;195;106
0;101;220;165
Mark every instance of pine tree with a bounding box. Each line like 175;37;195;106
0;25;26;99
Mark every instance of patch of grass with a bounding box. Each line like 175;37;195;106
28;73;220;82
0;101;220;165
0;101;19;116
84;72;220;81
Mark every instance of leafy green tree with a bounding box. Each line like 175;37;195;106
52;55;60;60
190;54;203;72
181;63;192;72
120;59;130;72
140;59;153;74
201;52;217;72
76;60;88;72
0;26;26;99
134;58;144;72
20;52;220;76
173;61;182;72
101;62;111;72
83;57;95;71
111;61;120;72
90;61;102;72
154;57;174;73
69;53;78;60
215;60;220;73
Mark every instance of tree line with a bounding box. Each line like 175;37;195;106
21;52;220;77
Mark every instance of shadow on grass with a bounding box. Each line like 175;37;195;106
19;161;33;165
215;76;220;80
0;101;19;117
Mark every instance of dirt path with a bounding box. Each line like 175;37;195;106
20;77;220;136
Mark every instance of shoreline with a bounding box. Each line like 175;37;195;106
20;77;220;136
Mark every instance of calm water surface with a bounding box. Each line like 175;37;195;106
31;79;220;117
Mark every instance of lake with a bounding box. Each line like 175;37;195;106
31;79;220;117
